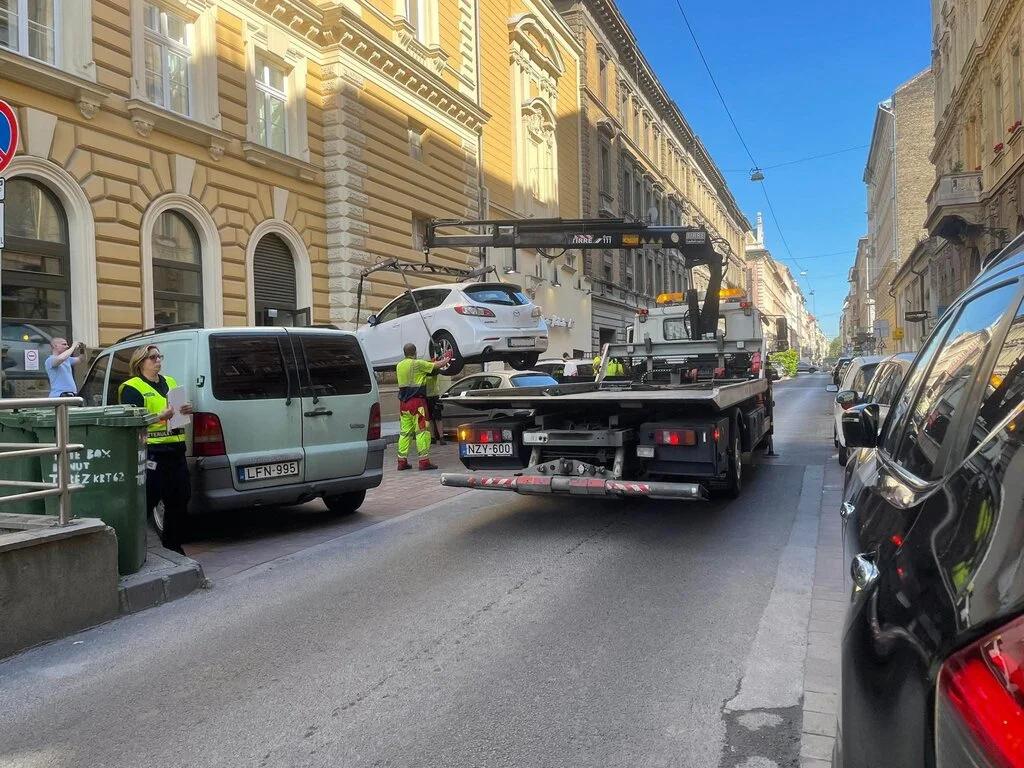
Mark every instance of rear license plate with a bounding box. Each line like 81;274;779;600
637;445;655;458
460;442;514;457
508;337;535;348
238;461;300;482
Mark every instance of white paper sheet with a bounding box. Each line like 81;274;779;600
166;386;191;430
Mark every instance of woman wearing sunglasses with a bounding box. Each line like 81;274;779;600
117;344;193;555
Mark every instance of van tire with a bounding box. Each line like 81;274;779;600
324;490;366;515
432;332;465;376
508;353;540;370
725;418;743;499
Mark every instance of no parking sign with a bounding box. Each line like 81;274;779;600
0;99;18;250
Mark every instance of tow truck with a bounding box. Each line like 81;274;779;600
421;217;777;502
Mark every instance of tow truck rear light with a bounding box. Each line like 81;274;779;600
193;412;226;457
455;305;496;317
654;429;697;446
459;428;513;443
752;352;761;376
936;614;1024;767
637;308;648;323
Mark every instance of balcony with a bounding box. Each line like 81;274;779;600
926;172;984;238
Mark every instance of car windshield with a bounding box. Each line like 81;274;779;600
463;284;529;306
511;374;558;387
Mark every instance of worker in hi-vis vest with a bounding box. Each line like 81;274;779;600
118;343;193;555
396;342;451;470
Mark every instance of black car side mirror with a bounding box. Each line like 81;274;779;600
842;403;880;449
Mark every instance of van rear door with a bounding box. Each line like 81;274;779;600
207;331;306;490
291;329;376;480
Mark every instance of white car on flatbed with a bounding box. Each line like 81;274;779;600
357;282;548;376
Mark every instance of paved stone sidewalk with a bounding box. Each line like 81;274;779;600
800;456;845;766
183;442;470;581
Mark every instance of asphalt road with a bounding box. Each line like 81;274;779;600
0;373;836;768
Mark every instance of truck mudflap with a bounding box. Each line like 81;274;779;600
440;459;708;501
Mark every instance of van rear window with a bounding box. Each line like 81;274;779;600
210;335;291;400
298;335;372;397
463;284;529;306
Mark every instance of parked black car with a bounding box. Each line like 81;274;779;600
835;241;1024;767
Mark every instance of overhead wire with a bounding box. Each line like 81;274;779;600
670;0;813;292
721;144;869;174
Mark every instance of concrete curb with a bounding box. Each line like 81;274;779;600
118;547;208;615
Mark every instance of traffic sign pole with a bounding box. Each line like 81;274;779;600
0;99;20;399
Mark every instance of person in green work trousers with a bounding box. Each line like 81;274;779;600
118;344;193;555
397;343;451;471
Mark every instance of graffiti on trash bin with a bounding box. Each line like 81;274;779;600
48;448;131;486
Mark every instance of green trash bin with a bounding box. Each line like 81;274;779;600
27;406;158;575
0;411;45;515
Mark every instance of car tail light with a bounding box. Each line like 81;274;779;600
654;429;697;446
531;306;543;318
454;305;496;317
368;402;381;441
193;412;226;456
458;428;512;443
936;614;1024;767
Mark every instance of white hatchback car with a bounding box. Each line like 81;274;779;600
828;355;886;465
357;282;548;375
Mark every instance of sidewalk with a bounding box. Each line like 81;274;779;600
799;457;845;766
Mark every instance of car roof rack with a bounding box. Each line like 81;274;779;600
115;322;203;344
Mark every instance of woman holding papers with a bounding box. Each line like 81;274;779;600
118;344;193;555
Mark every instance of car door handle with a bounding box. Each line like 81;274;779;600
304;410;333;417
851;553;879;591
840;502;855;520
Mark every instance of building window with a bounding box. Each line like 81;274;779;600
0;0;58;63
255;55;287;154
619;89;628;122
598;54;608;102
404;0;436;45
152;210;203;326
599;143;611;197
994;75;1004;146
633;176;642;218
1;179;70;397
622;165;632;214
633;106;640;141
1014;48;1022;121
142;2;191;116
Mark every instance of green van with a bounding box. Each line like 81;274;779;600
78;326;384;528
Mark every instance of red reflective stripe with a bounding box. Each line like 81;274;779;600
516;476;551;486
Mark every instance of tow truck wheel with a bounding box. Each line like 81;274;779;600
432;332;465;376
508;353;540;371
725;422;743;499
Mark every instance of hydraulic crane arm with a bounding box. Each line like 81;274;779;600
424;217;728;339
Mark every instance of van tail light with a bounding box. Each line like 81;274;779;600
751;352;762;376
936;614;1024;767
193;412;226;457
368;402;381;441
454;305;496;318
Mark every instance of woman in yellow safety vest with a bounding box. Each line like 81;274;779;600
118;344;193;555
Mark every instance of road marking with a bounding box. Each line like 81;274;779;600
725;464;824;711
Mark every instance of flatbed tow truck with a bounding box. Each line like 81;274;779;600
421;217;778;502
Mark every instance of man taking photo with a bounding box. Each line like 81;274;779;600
45;338;84;398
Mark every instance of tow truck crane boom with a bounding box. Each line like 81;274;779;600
424;218;728;340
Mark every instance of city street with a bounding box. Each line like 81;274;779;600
0;374;840;768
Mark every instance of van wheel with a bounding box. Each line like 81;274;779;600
324;490;366;515
508;353;540;371
725;422;743;499
432;332;465;376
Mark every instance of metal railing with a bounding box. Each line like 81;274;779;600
0;396;84;525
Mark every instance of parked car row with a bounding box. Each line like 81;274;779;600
833;236;1024;767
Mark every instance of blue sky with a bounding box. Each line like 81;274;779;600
619;0;932;339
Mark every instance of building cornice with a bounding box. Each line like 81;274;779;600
323;6;489;134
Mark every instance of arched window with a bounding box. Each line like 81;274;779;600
151;210;203;326
253;232;308;326
1;178;71;396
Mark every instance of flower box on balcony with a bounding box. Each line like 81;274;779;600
995;142;1005;153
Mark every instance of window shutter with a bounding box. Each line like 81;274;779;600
253;234;296;309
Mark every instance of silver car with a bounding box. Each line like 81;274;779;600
439;370;557;435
